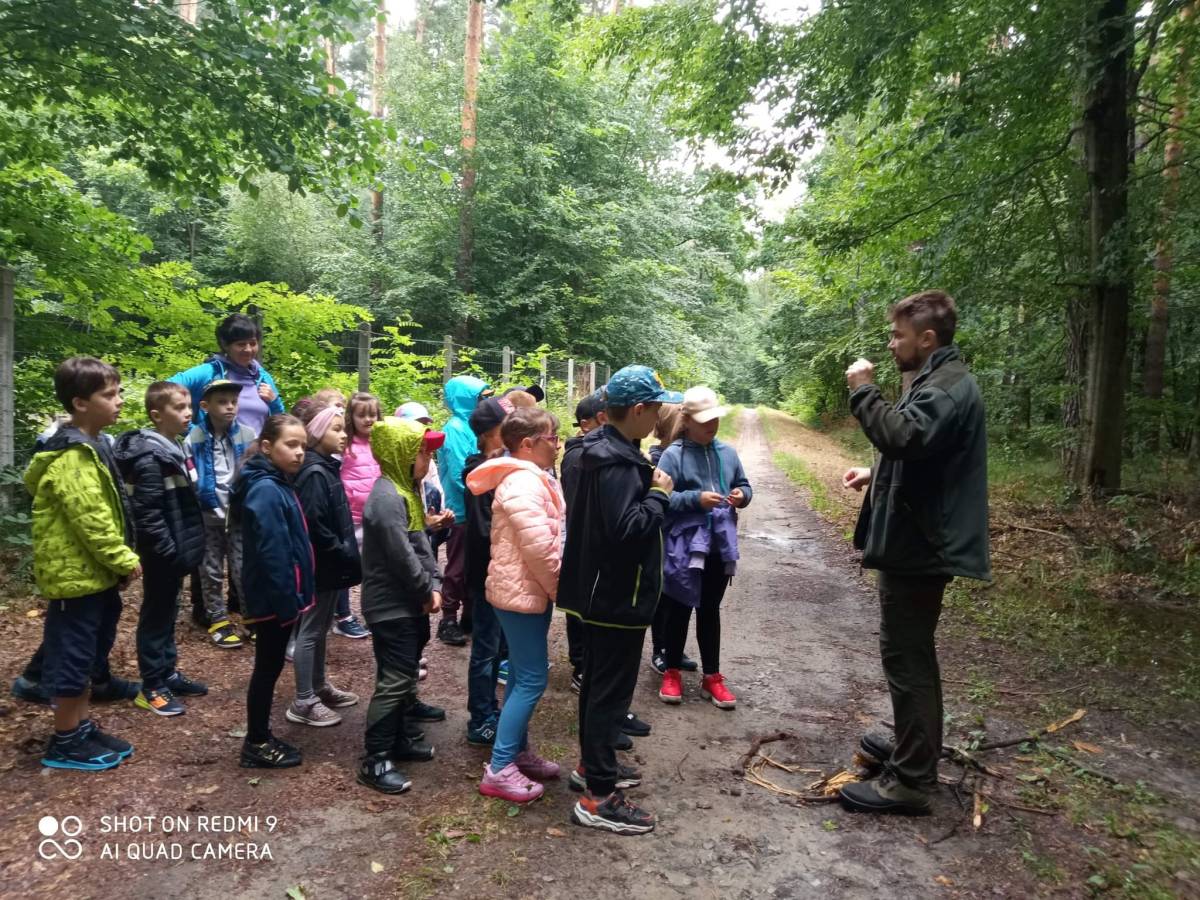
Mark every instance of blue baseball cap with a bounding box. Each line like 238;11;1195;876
605;365;683;406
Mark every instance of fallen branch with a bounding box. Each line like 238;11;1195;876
675;751;690;782
973;708;1087;752
737;731;797;774
993;520;1073;542
1045;746;1120;785
944;678;1085;698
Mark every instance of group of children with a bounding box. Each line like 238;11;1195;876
21;349;753;837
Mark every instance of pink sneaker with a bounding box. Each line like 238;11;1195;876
515;749;561;781
479;762;545;803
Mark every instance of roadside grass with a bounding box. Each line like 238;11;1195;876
773;452;835;517
718;405;743;442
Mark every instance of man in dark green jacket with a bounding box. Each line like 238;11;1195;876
838;290;990;816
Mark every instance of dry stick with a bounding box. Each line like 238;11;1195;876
992;520;1073;542
944;678;1085;697
1045;746;1120;785
675;751;690;782
737;731;797;774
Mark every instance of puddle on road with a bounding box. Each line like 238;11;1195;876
742;530;816;548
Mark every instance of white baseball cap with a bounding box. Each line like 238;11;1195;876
681;386;729;424
395;401;433;424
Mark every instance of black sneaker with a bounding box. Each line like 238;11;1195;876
136;687;186;717
437;618;467;647
569;763;641;792
42;731;122;771
467;721;498;746
10;674;50;706
614;732;633;752
570;672;582;694
460;614;473;635
90;676;141;703
572;790;656;835
680;653;700;673
649;651;667;675
79;719;133;759
409;700;446;722
391;737;436;762
166;671;209;696
405;721;426;741
622;712;651;737
240;736;302;769
839;770;932;816
358;752;412;794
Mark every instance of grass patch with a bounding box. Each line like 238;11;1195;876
718;405;743;442
773;451;834;516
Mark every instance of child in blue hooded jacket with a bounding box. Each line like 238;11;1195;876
229;414;315;770
436;375;490;646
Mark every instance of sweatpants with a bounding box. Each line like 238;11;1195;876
490;607;551;770
199;512;242;624
137;560;184;690
440;524;468;621
292;589;339;701
577;620;646;796
246;619;290;744
566;613;585;680
663;554;731;674
878;571;950;789
364;617;426;755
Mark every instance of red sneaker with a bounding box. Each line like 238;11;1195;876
701;673;736;709
658;669;683;705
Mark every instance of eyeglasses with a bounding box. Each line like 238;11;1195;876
536;434;561;447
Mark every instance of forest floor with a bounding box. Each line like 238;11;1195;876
1;409;1198;899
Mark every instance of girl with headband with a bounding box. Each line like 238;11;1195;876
287;403;364;728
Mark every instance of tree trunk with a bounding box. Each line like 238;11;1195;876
415;0;428;44
1143;3;1192;411
179;1;199;25
1078;0;1133;493
456;0;484;323
370;1;386;304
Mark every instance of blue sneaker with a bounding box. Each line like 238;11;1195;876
467;721;498;746
42;730;122;771
497;660;509;686
80;719;133;759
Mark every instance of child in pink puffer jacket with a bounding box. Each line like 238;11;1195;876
341;392;382;541
466;407;565;804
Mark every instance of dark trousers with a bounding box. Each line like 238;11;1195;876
41;589;122;698
137;561;183;690
566;614;585;679
335;588;351;619
578;620;646;796
246;619;290;744
664;554;730;674
364;617;426;756
23;641;112;687
878;571;949;789
440;525;468;620
466;586;502;731
649;599;670;656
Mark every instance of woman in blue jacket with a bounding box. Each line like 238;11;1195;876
170;313;285;436
655;387;752;711
230;415;314;770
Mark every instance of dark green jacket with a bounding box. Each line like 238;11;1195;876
850;346;991;581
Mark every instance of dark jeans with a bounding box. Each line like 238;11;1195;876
578;619;646;796
664;554;731;674
566;613;585;679
23;640;112;688
440;524;468;620
246;619;290;744
137;561;183;690
364;617;425;755
466;586;502;731
335;588;351;620
878;571;949;789
42;588;122;698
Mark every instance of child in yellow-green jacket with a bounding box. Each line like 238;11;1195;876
25;357;142;771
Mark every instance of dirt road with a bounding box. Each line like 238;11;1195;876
1;410;1032;898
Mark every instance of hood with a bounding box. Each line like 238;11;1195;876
444;375;489;420
24;425;100;496
579;424;648;473
369;417;427;531
212;352;260;379
302;447;341;474
466;455;557;497
114;429;186;471
564;434;585;454
231;453;290;507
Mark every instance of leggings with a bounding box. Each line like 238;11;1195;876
490;607;551;770
663;554;730;675
292;589;338;701
246;619;291;744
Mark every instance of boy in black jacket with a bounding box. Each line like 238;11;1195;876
463;397;512;745
115;382;207;717
559;366;680;835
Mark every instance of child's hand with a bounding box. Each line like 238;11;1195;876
726;488;747;508
842;467;872;491
651;468;674;495
700;491;726;510
425;591;443;614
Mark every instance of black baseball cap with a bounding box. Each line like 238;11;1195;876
574;390;605;426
